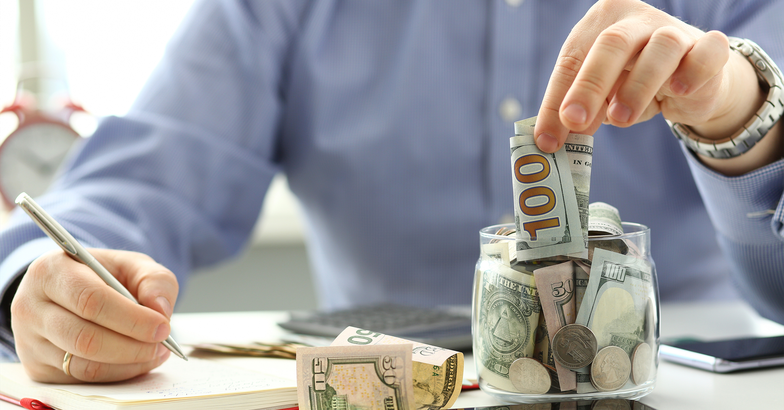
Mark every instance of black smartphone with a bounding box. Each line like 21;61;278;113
660;334;784;373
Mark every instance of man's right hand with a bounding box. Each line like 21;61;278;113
10;249;179;383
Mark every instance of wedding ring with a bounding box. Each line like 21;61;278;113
62;351;73;377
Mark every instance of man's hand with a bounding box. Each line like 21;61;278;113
535;0;781;175
10;249;179;383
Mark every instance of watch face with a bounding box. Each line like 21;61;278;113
0;120;80;205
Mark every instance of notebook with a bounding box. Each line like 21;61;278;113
0;356;297;410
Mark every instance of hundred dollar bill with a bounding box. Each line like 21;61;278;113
533;261;578;391
331;327;463;410
474;263;541;392
296;344;415;410
511;117;592;261
575;248;654;356
564;132;594;255
588;202;623;236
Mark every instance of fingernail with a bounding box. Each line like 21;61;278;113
671;79;688;95
536;133;560;153
156;297;172;318
609;102;632;123
154;323;170;342
563;104;587;125
157;345;169;358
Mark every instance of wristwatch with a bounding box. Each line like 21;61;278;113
666;37;784;159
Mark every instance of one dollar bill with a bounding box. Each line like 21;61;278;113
474;264;541;392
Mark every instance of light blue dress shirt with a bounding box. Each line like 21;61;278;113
2;0;783;359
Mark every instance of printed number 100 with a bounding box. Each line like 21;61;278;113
514;153;561;240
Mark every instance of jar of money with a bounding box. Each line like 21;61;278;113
472;222;659;402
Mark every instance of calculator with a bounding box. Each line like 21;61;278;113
277;304;473;350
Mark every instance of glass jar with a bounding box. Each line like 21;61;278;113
472;223;660;403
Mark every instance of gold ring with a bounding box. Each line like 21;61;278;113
62;351;73;377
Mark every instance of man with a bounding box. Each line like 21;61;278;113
1;0;782;383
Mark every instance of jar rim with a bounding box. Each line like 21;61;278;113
479;222;650;241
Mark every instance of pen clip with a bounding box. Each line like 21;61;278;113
15;193;79;257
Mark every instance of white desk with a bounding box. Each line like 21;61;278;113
3;301;783;409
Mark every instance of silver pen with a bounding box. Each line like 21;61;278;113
15;192;188;361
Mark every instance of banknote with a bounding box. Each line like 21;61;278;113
511;117;586;261
588;202;623;236
296;344;415;410
534;261;578;391
563;133;594;256
331;326;463;410
575;248;654;355
532;311;559;392
474;263;541;392
574;261;590;313
481;239;517;267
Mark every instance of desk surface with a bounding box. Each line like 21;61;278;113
3;301;783;409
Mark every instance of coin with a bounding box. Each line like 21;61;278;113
552;324;598;369
591;346;631;391
631;342;653;385
508;357;551;394
591;399;631;410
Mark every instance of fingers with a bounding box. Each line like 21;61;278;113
38;300;163;364
669;31;729;97
11;249;179;383
605;26;693;126
37;251;172;344
561;20;656;130
24;337;169;383
89;249;179;320
534;0;721;153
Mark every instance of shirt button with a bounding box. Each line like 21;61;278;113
505;0;524;7
499;97;522;123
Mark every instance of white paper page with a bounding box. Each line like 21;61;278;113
45;357;296;403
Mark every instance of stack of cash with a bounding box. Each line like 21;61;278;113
296;326;464;410
473;116;656;395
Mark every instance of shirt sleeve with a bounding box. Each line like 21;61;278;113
683;146;784;323
0;0;306;337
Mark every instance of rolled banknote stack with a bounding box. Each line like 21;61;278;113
296;326;464;410
473;116;657;395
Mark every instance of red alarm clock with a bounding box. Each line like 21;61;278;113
0;88;85;208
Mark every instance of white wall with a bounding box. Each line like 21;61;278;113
1;0;315;312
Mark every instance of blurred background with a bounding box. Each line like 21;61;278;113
0;0;317;312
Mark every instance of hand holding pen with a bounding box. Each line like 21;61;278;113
9;193;185;383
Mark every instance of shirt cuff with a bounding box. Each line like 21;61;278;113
682;145;784;244
0;237;59;300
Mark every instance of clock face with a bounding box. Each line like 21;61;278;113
0;121;80;206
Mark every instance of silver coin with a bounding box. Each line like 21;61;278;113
591;346;631;391
508;357;551;394
631;342;653;385
591;399;632;410
552;324;598;369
